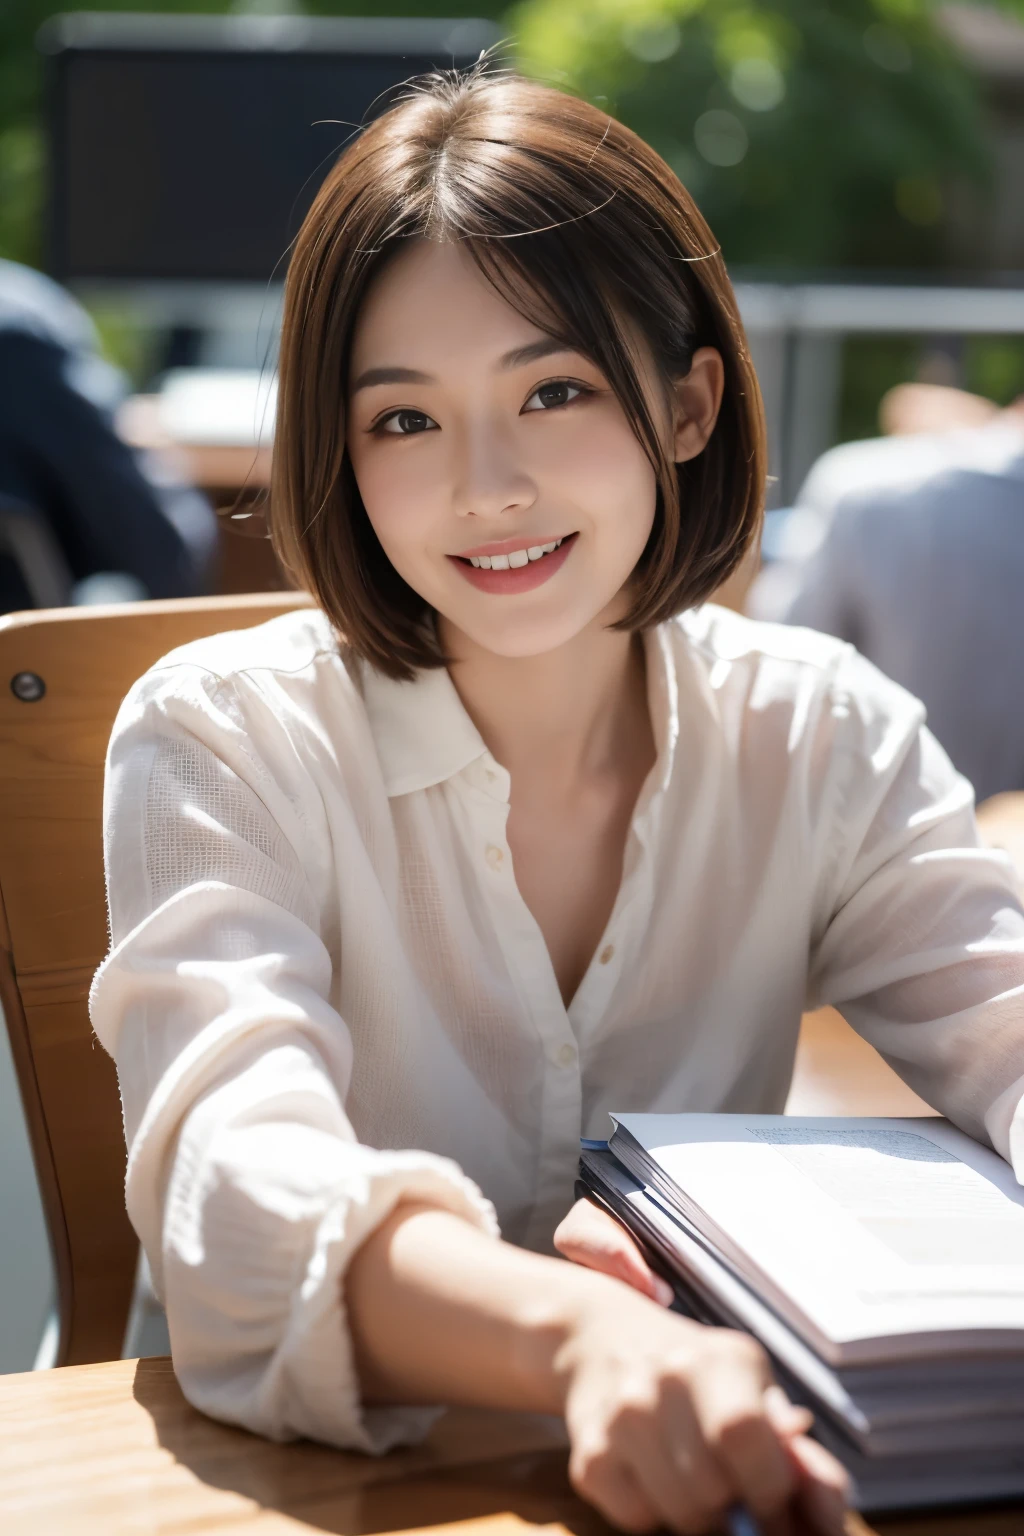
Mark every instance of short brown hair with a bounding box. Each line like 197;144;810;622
271;69;766;681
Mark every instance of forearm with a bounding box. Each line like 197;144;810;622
344;1201;850;1532
345;1200;606;1413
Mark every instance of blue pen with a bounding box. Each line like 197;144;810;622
726;1506;762;1536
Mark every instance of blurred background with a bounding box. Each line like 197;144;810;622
5;0;1024;453
3;0;1024;1373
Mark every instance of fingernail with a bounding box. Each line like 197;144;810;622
652;1275;675;1307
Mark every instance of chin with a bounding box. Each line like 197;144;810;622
446;606;607;661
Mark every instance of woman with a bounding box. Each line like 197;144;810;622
91;69;1024;1535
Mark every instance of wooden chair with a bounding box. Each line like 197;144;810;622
0;591;312;1367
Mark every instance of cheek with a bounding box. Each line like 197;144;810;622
348;439;444;551
535;408;658;536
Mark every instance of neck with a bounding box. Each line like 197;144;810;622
440;617;652;791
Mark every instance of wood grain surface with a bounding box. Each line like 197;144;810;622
786;1008;933;1119
0;1356;1019;1536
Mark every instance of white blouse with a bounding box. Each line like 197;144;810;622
91;603;1024;1453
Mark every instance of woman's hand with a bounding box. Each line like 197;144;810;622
554;1199;850;1533
348;1201;848;1534
555;1196;675;1306
555;1284;850;1535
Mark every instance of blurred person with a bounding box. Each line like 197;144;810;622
0;258;218;612
750;389;1024;801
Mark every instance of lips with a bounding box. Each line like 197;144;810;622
449;531;578;594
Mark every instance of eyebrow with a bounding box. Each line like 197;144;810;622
350;337;578;394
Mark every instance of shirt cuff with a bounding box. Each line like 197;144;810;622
174;1147;500;1454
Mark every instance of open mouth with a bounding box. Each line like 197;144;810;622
455;533;577;567
449;532;578;592
460;537;567;570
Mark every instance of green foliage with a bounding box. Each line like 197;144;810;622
512;0;992;271
833;332;1024;447
0;125;43;269
836;334;918;442
964;336;1024;405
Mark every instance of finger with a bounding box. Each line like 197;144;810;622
764;1384;814;1439
788;1434;850;1536
555;1201;674;1306
690;1335;796;1519
653;1381;736;1533
610;1379;733;1534
570;1444;661;1534
554;1198;625;1260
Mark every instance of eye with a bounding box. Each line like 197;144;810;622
522;379;588;413
377;408;437;436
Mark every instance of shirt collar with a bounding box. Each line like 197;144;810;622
359;621;683;802
643;622;680;800
359;658;489;798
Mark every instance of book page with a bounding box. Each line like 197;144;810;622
611;1114;1024;1359
747;1126;1024;1266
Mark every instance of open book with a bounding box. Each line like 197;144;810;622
581;1113;1024;1512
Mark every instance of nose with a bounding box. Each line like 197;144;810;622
450;413;537;521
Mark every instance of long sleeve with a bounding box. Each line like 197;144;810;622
808;645;1024;1177
89;661;498;1451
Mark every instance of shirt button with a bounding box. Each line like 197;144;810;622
599;944;615;964
557;1043;576;1067
485;844;504;871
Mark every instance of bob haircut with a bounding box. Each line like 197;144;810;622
272;68;767;682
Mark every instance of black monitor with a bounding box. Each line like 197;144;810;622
41;12;502;287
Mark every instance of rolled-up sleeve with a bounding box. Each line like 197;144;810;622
808;645;1024;1180
89;663;498;1451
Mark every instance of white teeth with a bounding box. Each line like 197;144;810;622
466;536;568;569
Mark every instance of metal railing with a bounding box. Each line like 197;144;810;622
734;281;1024;504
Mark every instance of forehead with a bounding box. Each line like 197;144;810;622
349;238;551;368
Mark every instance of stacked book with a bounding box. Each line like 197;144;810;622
579;1113;1024;1513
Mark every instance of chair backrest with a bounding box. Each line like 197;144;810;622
0;591;313;1366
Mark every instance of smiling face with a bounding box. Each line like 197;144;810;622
345;239;671;662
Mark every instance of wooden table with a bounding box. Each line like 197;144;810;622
0;1356;1018;1536
116;396;273;495
116;395;285;596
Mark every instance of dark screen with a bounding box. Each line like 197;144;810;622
52;49;473;282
